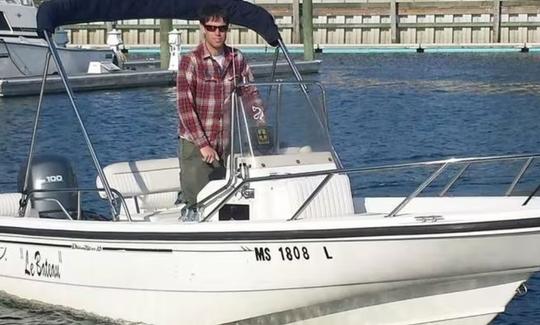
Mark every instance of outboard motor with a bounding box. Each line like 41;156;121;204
18;155;78;219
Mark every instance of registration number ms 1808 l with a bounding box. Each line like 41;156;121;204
254;246;333;262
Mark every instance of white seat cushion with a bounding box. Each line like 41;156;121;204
0;193;21;217
137;192;179;210
97;158;180;197
254;174;354;220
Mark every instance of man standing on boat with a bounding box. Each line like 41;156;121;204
176;4;264;217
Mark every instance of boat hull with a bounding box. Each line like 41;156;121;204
0;218;538;324
0;38;113;78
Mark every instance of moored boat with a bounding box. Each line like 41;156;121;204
0;0;539;324
0;0;114;78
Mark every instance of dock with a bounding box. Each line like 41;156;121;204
67;1;540;48
0;60;321;97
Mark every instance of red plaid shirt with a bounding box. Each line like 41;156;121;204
177;43;261;157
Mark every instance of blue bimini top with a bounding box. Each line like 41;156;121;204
36;0;281;46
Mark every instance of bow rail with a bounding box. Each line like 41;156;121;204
200;152;540;221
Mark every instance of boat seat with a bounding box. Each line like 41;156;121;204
253;174;355;220
0;193;21;217
97;158;180;212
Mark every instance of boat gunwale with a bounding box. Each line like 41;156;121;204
1;216;540;242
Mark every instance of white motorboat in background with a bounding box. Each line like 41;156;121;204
0;0;539;324
0;0;114;78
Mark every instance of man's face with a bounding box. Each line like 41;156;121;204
202;17;228;50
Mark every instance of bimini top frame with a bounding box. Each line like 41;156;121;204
20;0;323;220
36;0;281;45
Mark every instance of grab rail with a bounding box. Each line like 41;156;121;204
201;152;540;221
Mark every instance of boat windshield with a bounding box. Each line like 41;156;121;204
1;0;34;6
232;82;332;159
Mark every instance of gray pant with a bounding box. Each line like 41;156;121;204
178;139;225;207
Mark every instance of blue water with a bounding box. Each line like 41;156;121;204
1;52;540;323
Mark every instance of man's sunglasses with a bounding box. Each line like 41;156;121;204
204;24;229;33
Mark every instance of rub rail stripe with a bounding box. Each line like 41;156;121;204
0;218;539;241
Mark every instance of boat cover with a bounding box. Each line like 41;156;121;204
36;0;281;46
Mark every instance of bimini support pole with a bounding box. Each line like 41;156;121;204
19;51;52;216
277;39;305;84
265;46;280;100
269;46;280;83
43;32;119;218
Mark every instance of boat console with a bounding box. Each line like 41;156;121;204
89;81;356;222
193;82;354;221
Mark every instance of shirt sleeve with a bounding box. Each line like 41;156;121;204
177;55;210;148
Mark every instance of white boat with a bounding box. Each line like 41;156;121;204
0;0;113;77
1;0;540;324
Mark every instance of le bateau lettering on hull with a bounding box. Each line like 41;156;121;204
24;250;61;279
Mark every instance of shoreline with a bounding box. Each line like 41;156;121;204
71;43;540;54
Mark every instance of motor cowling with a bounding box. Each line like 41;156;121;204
18;155;78;219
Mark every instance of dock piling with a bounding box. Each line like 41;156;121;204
390;0;399;44
160;19;172;70
493;0;501;43
292;0;301;44
302;0;314;61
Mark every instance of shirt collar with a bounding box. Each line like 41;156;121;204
195;42;235;60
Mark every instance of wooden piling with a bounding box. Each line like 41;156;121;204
302;0;314;60
159;19;172;70
390;0;399;44
493;0;501;43
292;0;301;44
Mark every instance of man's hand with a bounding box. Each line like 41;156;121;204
200;146;220;164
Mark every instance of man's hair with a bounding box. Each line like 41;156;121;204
199;4;230;25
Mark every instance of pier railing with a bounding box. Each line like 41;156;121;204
63;0;540;47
